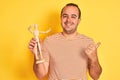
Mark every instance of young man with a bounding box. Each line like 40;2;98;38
28;3;102;80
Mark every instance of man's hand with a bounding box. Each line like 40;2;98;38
28;38;38;55
28;38;42;54
85;42;101;61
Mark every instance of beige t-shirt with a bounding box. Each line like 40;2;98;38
43;32;94;80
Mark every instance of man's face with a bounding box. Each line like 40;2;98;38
61;6;80;34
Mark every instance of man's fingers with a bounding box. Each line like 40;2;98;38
96;42;101;48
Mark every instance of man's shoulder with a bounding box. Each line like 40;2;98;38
78;33;93;40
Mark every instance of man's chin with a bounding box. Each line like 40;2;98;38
64;30;76;34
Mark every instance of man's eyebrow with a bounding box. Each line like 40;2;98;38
62;13;78;17
62;13;68;16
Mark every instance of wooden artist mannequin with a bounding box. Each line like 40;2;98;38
28;24;51;64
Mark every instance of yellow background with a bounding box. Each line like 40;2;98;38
0;0;120;80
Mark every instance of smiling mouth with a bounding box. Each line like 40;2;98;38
64;22;73;26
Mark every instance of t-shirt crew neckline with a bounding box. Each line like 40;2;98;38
59;32;82;41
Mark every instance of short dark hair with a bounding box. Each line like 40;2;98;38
61;3;81;19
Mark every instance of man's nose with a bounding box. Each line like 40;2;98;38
66;17;71;22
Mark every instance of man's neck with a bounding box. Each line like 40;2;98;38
62;31;78;39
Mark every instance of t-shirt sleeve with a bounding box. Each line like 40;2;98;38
87;38;95;46
42;38;50;62
84;37;95;49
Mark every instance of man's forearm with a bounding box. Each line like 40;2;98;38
33;58;48;79
88;58;102;80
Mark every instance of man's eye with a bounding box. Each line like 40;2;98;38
71;16;76;18
63;15;67;18
71;15;77;19
71;14;77;19
63;16;67;18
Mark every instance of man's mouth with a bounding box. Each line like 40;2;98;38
64;22;73;27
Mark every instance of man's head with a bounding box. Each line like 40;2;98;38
61;3;81;34
61;3;81;19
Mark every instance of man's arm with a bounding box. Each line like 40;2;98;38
85;42;102;80
88;55;102;80
33;60;49;79
29;38;49;79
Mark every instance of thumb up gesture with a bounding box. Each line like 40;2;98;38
85;42;101;61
